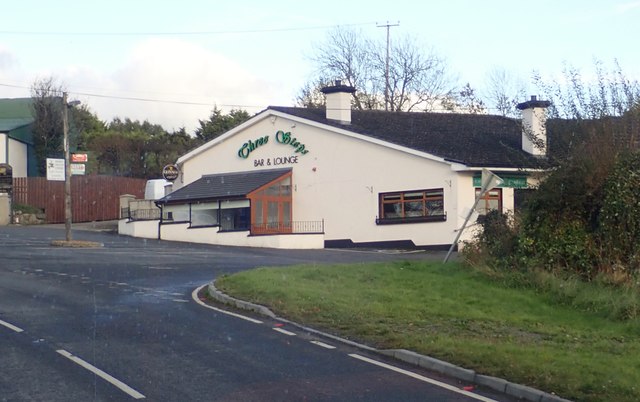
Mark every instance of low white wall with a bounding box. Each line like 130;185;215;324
118;219;158;239
120;219;324;249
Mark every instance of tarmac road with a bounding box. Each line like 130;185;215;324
0;225;512;401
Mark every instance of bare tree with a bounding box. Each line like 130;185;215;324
295;77;331;108
374;36;452;112
303;27;375;110
298;27;454;112
440;83;486;114
30;77;66;175
484;68;527;117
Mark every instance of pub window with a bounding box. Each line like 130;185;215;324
162;204;189;222
191;201;219;227
377;188;446;224
219;200;251;231
475;188;503;215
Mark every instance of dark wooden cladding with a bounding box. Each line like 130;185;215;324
12;176;146;223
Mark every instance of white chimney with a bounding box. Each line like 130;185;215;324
321;80;356;124
516;95;551;157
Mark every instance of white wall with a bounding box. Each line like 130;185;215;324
8;139;27;177
161;223;324;249
0;134;28;177
119;219;324;249
118;219;158;239
181;114;464;247
0;134;6;164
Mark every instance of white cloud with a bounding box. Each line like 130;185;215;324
615;1;640;13
62;38;292;133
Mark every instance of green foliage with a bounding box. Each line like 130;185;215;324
534;59;639;119
194;106;250;143
469;62;640;282
598;151;640;273
475;210;518;264
12;203;42;214
84;120;196;178
520;218;597;277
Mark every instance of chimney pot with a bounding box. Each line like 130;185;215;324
321;81;356;124
516;96;551;157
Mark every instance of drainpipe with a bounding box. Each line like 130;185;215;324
155;200;162;240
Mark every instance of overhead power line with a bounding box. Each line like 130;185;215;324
0;21;377;37
0;82;262;109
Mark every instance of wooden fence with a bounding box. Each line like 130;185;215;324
12;176;146;223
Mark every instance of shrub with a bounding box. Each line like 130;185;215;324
477;210;518;261
12;203;43;215
598;151;640;274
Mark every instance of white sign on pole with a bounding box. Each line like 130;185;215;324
443;168;504;263
71;163;86;175
46;158;65;181
479;168;504;197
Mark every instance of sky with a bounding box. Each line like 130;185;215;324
0;0;638;133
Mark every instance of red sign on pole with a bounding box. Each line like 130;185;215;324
71;153;88;163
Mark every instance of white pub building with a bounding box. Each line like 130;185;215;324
120;82;551;250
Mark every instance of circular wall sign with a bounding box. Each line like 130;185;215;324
162;164;180;181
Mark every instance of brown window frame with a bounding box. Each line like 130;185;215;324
475;188;503;215
247;172;293;234
377;188;446;225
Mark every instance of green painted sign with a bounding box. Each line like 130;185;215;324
473;174;528;188
237;130;310;159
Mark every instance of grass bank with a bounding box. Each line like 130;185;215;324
216;261;640;402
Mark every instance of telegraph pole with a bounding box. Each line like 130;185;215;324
377;21;399;111
62;92;72;241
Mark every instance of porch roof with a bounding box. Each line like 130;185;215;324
158;168;291;204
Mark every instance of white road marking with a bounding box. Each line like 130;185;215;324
172;299;189;303
348;354;498;402
0;319;24;333
310;340;336;349
56;349;145;399
273;327;297;336
191;285;263;324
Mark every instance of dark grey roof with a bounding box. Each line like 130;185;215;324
158;168;291;204
268;106;549;169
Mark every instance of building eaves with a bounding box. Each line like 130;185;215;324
158;168;291;204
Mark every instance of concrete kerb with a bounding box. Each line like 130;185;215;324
206;281;573;402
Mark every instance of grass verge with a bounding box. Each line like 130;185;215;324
216;260;640;402
50;240;103;248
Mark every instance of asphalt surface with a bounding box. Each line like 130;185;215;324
0;225;514;401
